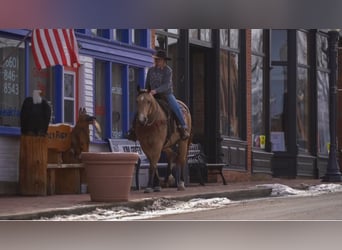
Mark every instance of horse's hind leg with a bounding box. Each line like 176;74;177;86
175;142;189;191
163;149;176;187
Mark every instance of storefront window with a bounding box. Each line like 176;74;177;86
251;29;265;149
220;29;239;48
63;71;76;124
112;63;123;138
189;29;198;40
271;30;287;61
128;67;139;126
296;68;310;152
219;50;240;137
200;29;211;42
270;66;287;151
317;35;328;69
296;30;310;153
132;29;143;46
113;29;124;42
230;29;239;49
189;29;211;42
95;60;106;140
270;30;288;152
0;38;25;127
316;33;329;154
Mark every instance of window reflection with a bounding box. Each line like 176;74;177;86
230;29;239;49
189;29;212;42
297;31;308;65
0;38;25;127
220;29;240;49
252;55;264;148
296;30;310;153
95;60;106;140
317;71;330;154
270;30;288;151
316;32;329;154
200;29;211;42
296;67;309;152
251;29;265;149
317;35;328;69
251;29;263;53
270;66;287;151
112;64;123;138
220;50;239;137
220;29;229;46
271;30;287;61
189;29;198;39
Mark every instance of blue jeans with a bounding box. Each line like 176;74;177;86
166;94;187;128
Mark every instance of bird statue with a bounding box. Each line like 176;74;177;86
20;90;51;136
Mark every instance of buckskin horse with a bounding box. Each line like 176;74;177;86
134;88;192;193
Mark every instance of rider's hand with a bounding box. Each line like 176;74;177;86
150;89;157;95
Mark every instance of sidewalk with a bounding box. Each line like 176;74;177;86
0;178;323;220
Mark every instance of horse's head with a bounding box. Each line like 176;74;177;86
136;91;156;126
78;108;96;124
76;108;102;136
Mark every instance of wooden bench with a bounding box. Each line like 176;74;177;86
108;139;227;188
108;139;168;190
47;124;85;195
187;143;227;185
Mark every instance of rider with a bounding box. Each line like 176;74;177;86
127;50;190;141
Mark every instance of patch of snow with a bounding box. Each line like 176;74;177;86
41;197;232;221
257;183;306;196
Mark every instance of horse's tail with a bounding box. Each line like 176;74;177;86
186;128;193;150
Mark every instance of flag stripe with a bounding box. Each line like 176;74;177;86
45;29;60;66
31;29;80;70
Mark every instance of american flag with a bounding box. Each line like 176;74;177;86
31;29;80;70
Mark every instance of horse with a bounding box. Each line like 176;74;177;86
134;88;192;193
62;108;101;163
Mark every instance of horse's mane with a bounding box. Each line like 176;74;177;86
137;88;150;94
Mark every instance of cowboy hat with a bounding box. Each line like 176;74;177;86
152;50;171;60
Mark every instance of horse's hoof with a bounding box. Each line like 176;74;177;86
177;181;185;191
153;186;162;192
144;188;153;193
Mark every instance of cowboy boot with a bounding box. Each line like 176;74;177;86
179;127;190;140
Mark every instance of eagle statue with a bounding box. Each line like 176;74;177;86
20;90;52;136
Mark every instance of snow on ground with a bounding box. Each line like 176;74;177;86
257;183;342;197
40;183;342;221
41;197;232;221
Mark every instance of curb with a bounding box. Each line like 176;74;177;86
0;187;272;220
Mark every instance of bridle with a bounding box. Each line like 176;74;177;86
138;93;166;127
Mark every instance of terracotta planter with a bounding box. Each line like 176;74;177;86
81;152;139;202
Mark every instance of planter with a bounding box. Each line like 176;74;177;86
81;152;139;202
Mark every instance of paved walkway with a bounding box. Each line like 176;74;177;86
0;178;323;220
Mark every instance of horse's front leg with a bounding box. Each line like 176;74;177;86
144;164;161;193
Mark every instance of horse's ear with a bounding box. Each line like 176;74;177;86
147;85;151;92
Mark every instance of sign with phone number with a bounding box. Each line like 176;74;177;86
2;56;19;95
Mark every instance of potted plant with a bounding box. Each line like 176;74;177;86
81;152;139;202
